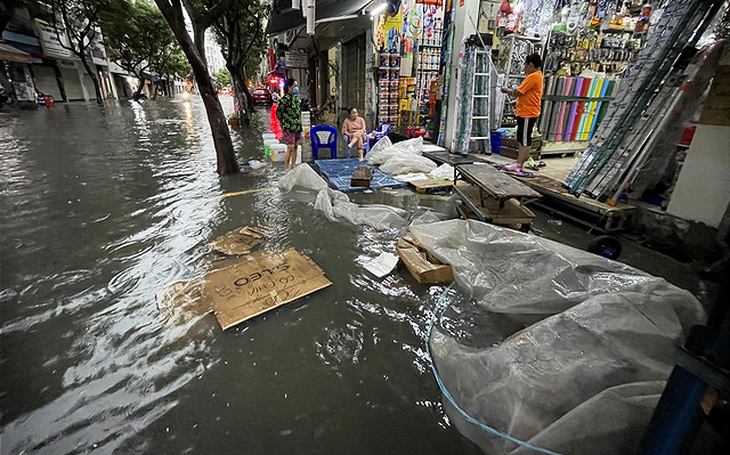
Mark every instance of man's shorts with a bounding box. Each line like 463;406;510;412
516;116;537;146
282;131;302;145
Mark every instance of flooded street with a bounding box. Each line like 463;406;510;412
0;97;482;454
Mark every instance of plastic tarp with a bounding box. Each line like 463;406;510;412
409;220;706;455
429;163;455;180
281;164;408;230
367;136;424;165
380;152;438;175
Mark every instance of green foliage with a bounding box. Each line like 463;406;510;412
213;0;269;81
101;0;182;79
214;69;232;87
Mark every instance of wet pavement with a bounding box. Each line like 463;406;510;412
0;96;714;454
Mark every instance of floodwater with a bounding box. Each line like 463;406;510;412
0;97;483;454
1;96;715;455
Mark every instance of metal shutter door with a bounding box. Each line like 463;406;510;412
60;68;84;100
342;34;365;113
33;65;62;100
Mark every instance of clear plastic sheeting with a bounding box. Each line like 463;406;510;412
380;152;438;175
281;164;408;230
279;163;328;193
367;136;424;165
333;200;409;230
409;220;706;455
429;163;455;180
410;210;448;226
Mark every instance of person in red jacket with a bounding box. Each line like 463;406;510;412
501;53;543;173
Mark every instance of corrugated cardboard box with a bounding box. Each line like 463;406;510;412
396;234;453;284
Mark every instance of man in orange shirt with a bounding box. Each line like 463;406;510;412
501;53;543;173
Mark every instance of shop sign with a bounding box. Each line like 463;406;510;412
35;19;72;59
285;51;308;68
88;27;108;66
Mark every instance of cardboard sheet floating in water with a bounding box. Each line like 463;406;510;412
158;249;331;330
209;226;267;255
203;248;331;330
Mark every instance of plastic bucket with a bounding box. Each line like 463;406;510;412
270;144;287;162
263;139;279;156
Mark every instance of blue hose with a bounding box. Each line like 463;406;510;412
425;284;565;455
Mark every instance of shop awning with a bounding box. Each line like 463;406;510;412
0;42;32;64
266;0;374;35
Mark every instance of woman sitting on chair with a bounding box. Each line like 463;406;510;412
342;107;368;162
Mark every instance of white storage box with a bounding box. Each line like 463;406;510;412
262;133;277;141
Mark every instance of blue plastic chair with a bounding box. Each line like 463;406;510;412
343;133;370;158
368;122;391;148
310;125;338;160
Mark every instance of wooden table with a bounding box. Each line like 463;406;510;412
453;164;541;231
455;163;540;207
423;150;479;166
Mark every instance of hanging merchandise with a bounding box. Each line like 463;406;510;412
496;33;542;126
411;1;445;136
452;36;497;155
565;0;726;202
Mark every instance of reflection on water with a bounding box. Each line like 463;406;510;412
0;97;480;454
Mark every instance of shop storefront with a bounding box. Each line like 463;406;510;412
373;1;447;139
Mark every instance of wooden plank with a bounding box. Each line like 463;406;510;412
409;178;453;193
456;163;541;199
514;174;636;213
454;183;535;224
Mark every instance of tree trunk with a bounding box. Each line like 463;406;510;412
155;0;238;175
80;55;103;104
241;67;256;111
133;75;145;101
199;75;238;174
229;65;249;124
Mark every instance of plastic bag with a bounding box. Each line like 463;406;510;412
429;163;455;180
367;137;424;165
380;153;437;175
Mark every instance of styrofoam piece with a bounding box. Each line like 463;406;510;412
262;133;277;140
362;252;400;278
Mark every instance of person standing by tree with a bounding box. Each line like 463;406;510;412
501;53;543;173
276;78;302;171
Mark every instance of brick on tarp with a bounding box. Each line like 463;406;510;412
351;165;374;187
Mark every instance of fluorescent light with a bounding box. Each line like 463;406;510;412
370;2;387;17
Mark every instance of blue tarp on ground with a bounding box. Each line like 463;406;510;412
314;158;407;193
